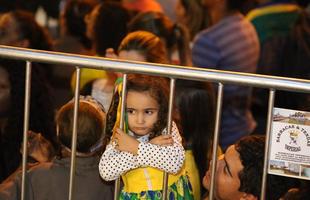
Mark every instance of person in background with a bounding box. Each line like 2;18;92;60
53;0;99;108
2;131;56;183
247;0;309;134
246;0;301;48
0;10;52;50
175;0;209;41
203;135;265;200
282;180;310;200
203;135;300;200
128;11;192;66
0;59;56;183
122;0;163;14
192;0;259;150
175;80;216;200
71;1;131;110
0;0;60;20
157;0;177;21
0;9;55;92
0;96;114;200
55;0;97;54
86;1;131;57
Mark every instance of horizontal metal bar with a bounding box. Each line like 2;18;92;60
0;45;309;93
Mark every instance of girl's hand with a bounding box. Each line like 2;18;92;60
149;135;173;146
114;128;139;155
105;48;118;59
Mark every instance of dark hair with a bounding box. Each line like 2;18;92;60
118;31;168;63
227;0;245;11
0;59;56;180
11;10;52;50
235;135;265;198
63;0;97;49
92;2;131;56
56;98;106;153
126;74;169;137
175;80;215;183
179;0;209;40
128;11;191;65
235;136;301;199
282;180;310;200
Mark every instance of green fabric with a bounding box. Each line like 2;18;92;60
115;79;129;134
251;11;300;44
119;176;194;200
115;77;123;86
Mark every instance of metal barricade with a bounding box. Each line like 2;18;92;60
0;45;309;200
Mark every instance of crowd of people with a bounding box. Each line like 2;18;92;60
0;0;309;199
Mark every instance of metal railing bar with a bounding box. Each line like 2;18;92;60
260;89;276;199
0;46;309;93
68;67;81;200
21;61;32;200
162;78;176;200
209;83;224;200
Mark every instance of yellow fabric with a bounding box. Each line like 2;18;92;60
184;147;222;200
184;150;200;200
113;82;123;133
70;68;108;91
246;4;300;21
122;166;185;193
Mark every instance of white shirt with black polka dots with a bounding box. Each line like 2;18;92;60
99;122;185;181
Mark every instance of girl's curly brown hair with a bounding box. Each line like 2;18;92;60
126;74;170;138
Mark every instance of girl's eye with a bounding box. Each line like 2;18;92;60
145;110;153;115
126;109;135;114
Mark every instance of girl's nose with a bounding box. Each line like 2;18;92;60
137;113;144;124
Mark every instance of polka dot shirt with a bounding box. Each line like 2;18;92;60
99;122;185;181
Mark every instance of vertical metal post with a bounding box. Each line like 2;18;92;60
21;61;32;200
114;74;128;200
162;78;176;200
260;89;275;200
208;83;224;200
68;67;81;200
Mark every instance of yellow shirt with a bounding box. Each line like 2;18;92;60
122;166;185;193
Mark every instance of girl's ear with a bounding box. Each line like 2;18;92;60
240;193;258;200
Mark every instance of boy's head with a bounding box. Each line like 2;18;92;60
56;96;106;153
203;135;265;200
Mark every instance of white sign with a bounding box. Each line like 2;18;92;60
268;108;310;180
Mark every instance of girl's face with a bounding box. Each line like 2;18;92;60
126;90;159;136
119;50;146;62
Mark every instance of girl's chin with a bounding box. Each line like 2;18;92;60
132;130;149;136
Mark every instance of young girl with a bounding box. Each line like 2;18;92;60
99;74;193;199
